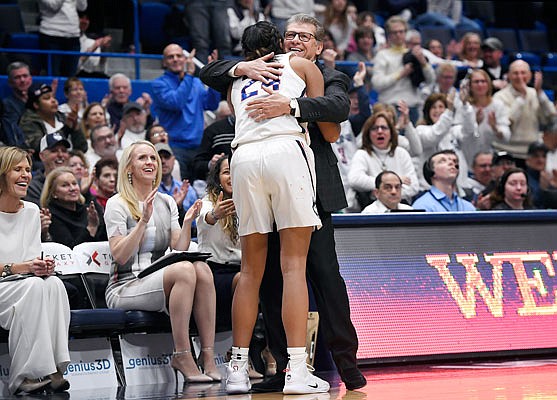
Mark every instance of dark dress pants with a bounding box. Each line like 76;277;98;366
260;212;359;374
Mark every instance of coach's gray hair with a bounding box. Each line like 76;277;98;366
285;13;325;42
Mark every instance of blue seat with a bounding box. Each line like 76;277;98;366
544;53;557;67
7;32;40;73
513;52;542;68
419;26;453;47
70;309;127;337
139;2;171;54
124;310;172;333
518;29;550;54
485;28;520;53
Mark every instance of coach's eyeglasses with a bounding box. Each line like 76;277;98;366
284;31;316;42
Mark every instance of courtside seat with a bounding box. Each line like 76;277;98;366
124;310;172;333
70;308;126;337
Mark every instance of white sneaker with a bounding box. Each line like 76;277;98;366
226;362;251;394
283;362;330;394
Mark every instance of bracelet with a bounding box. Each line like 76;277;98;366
2;263;13;278
210;209;220;221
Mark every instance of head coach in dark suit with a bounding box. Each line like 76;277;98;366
200;14;366;392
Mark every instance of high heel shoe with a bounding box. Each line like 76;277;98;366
48;371;70;392
171;349;213;390
198;347;222;381
15;378;51;395
261;347;277;376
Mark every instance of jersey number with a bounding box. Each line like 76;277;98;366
241;78;281;101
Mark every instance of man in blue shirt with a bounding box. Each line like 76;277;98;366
156;142;198;224
413;149;476;212
151;44;220;181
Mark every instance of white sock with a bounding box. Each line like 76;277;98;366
287;347;307;362
231;346;249;364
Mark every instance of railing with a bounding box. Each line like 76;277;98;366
0;48;162;80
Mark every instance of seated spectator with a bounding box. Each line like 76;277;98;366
156;143;198;223
371;16;435;124
58;77;87;125
1;62;33;148
425;39;445;59
413;149;476;212
38;0;85;77
40;166;107;248
412;0;482;32
228;0;266;56
525;142;557;209
481;37;508;93
354;11;386;51
457;69;511;167
25;133;71;206
489;167;534;210
493;60;557;160
68;149;93;196
104;141;220;383
76;11;112;79
105;73;153;132
146;124;181;182
80;102;108;143
462;151;494;204
0;146;70;395
473;151;517;211
91;157;118;210
19;83;87;157
372;102;422;159
361;170;414;213
420;62;457;102
415;93;457;189
323;0;357;59
86;124;120;171
347;26;375;64
117;102;148;150
458;32;483;69
195;155;239;330
346;27;375;86
348;111;419;206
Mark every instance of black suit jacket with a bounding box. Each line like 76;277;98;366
200;59;350;213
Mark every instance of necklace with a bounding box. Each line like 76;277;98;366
373;151;389;170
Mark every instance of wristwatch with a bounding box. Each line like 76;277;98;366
289;98;298;116
2;263;13;278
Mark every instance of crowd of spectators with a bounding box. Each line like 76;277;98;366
2;0;557;394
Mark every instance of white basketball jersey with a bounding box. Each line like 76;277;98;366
230;53;308;148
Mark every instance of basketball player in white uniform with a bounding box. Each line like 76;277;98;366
225;21;340;395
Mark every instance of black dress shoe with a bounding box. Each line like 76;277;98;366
250;371;285;393
340;367;367;390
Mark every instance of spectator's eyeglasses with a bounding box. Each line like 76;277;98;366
284;31;316;42
371;125;389;132
152;131;168;138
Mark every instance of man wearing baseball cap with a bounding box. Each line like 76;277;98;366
481;37;508;92
24;132;71;206
19;83;87;157
156;142;198;224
